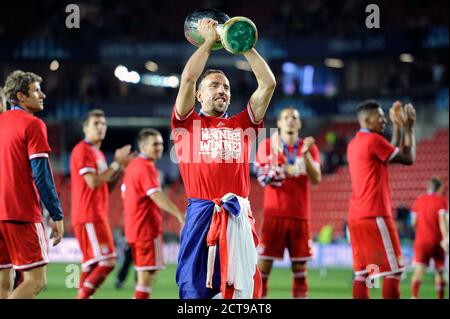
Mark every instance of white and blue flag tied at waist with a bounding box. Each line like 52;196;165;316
176;193;258;299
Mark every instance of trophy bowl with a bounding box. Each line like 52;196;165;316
184;9;258;54
184;9;230;51
222;16;258;55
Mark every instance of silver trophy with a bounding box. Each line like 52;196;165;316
184;9;258;55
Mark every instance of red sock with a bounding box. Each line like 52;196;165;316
383;275;401;299
353;275;369;299
293;271;308;298
260;271;270;298
77;265;114;299
79;265;94;289
436;281;446;299
134;285;151;299
411;280;421;298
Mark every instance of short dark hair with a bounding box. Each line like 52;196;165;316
356;100;381;115
3;70;42;106
198;69;226;89
138;128;161;145
429;177;443;192
277;106;300;121
82;109;105;127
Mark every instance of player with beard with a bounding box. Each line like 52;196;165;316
172;18;276;299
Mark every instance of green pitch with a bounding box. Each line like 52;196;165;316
38;263;446;299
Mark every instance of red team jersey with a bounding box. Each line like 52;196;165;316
171;102;263;200
347;131;398;220
0;110;51;223
256;138;321;219
122;155;162;243
412;193;448;245
70;140;109;225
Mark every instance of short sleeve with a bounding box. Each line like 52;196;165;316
439;198;448;216
232;102;264;130
171;104;196;129
370;134;397;162
141;163;162;197
26;119;51;160
310;144;321;164
73;145;97;176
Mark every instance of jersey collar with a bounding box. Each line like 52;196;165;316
10;105;26;111
138;152;149;160
83;139;101;150
199;110;229;119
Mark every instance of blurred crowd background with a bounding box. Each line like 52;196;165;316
0;0;448;243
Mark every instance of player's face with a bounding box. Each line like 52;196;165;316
197;73;231;116
83;116;107;143
20;82;46;113
367;107;387;133
141;135;164;160
277;109;301;134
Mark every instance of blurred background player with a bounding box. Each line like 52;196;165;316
173;18;276;299
70;109;131;299
0;70;64;299
255;107;321;298
121;128;184;299
347;100;416;299
410;177;449;299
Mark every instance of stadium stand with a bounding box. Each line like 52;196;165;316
307;128;449;238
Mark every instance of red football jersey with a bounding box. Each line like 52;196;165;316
0;110;51;222
412;193;448;245
256;138;321;219
121;155;162;243
347;131;398;220
171;103;263;200
70;140;109;226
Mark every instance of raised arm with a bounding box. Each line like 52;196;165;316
175;19;219;118
391;103;416;165
83;145;131;190
301;137;322;184
243;48;276;122
389;101;404;147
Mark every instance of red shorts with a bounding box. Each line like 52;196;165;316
258;216;313;261
348;216;404;277
413;241;446;270
73;220;116;268
129;236;164;271
0;221;49;270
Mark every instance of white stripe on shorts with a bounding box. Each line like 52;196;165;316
35;223;48;261
376;217;399;272
85;223;101;257
154;237;163;267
